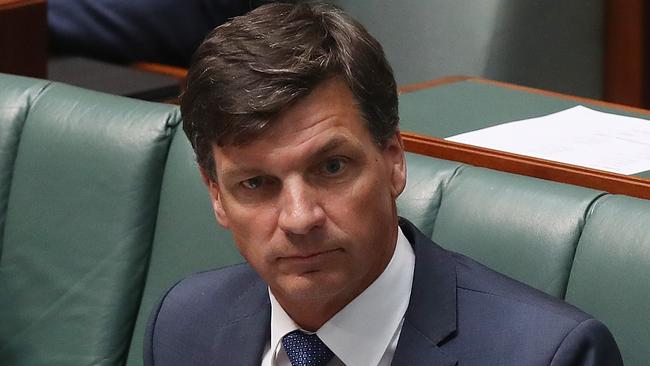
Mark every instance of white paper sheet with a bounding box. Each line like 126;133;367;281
446;106;650;175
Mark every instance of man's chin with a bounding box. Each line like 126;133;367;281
273;272;346;301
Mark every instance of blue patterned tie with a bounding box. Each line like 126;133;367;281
281;330;334;366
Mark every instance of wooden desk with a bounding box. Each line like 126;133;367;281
0;0;47;78
398;76;650;199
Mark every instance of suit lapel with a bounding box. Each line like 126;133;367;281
211;305;270;366
391;321;457;366
392;218;458;366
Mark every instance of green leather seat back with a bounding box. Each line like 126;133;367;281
565;195;650;366
125;128;244;366
331;0;603;98
0;77;177;366
397;153;462;237
0;74;50;256
430;165;604;297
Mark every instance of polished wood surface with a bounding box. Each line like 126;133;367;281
131;62;187;103
398;77;650;199
397;76;471;94
0;0;47;78
604;0;647;108
401;131;650;200
132;62;188;80
0;0;44;9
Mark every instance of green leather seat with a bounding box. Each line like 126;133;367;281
125;128;244;365
566;195;650;366
396;153;463;237
430;165;605;297
0;74;178;365
0;76;50;256
330;0;603;98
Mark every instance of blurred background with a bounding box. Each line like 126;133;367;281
1;0;647;106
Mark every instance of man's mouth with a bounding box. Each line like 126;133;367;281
279;248;341;262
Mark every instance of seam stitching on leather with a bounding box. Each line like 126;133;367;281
0;80;52;260
430;163;466;238
561;192;610;300
123;110;184;364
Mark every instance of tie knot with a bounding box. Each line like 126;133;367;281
281;330;334;366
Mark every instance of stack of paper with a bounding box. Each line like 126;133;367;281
446;106;650;175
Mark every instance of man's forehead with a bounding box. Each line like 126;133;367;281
215;132;358;170
215;77;365;147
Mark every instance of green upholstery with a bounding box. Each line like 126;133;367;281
330;0;603;98
1;73;650;365
0;76;50;256
396;153;462;237
430;165;605;296
0;74;178;365
566;195;650;366
124;128;243;365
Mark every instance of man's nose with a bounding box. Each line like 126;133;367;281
277;179;326;235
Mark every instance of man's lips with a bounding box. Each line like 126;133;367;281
278;248;341;261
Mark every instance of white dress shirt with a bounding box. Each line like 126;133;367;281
261;227;415;366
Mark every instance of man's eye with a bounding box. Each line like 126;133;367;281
322;158;346;175
241;176;264;189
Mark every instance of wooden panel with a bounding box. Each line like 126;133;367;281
398;77;650;199
0;0;44;8
131;63;187;104
132;62;188;80
397;76;470;94
0;0;47;78
604;0;647;108
401;131;650;200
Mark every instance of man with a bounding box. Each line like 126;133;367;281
144;3;622;365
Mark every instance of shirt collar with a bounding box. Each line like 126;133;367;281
268;226;415;365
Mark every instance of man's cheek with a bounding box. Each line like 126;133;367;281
235;239;267;269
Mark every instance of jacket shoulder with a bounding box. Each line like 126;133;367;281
452;252;589;322
153;263;267;326
447;253;621;364
143;263;270;366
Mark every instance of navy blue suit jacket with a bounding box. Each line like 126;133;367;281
48;0;270;65
144;218;622;365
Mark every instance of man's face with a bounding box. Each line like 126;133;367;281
204;78;406;313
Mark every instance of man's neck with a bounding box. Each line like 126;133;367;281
276;292;358;332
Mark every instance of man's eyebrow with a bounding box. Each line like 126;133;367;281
310;135;352;158
218;135;354;181
219;166;263;182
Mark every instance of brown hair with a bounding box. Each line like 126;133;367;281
181;2;398;180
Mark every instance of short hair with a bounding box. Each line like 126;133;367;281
181;2;398;181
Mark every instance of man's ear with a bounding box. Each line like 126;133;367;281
199;167;230;229
383;132;407;198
